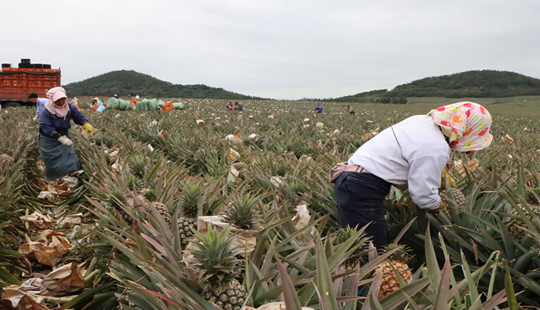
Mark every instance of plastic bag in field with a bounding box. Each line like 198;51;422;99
147;99;159;111
173;102;184;109
107;98;119;109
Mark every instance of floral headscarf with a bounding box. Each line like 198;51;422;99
429;102;493;152
45;87;69;118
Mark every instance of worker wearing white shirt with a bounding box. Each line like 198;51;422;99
333;102;493;249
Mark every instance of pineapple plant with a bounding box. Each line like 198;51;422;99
130;155;146;178
189;227;247;310
337;226;370;270
377;244;413;298
223;194;260;231
508;203;540;240
179;181;201;247
109;190;133;225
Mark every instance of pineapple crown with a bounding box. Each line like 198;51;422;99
181;181;201;218
337;226;370;263
109;190;126;208
130;155;147;177
143;189;157;202
381;243;413;263
189;226;242;285
223;194;260;230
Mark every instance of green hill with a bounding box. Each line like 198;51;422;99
63;70;261;99
390;70;540;98
329;70;540;103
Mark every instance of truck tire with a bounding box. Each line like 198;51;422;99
5;102;21;107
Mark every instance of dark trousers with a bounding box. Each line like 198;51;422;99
334;171;391;249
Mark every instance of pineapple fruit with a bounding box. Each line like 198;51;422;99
508;203;540;240
231;161;248;172
439;188;466;215
0;153;14;168
377;244;413;298
153;202;172;228
439;170;465;216
189;227;247;310
179;181;200;247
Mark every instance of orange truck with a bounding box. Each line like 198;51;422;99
0;59;61;109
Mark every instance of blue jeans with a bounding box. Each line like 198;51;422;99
334;171;391;249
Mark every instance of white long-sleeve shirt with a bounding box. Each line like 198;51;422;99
348;115;450;210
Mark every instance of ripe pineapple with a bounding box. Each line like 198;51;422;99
439;170;465;216
231;161;248;171
179;182;201;247
508;203;540;240
189;227;247;310
439;188;466;216
153;202;172;228
223;195;260;230
0;154;14;168
377;244;413;298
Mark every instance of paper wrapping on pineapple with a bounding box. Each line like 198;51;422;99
270;176;286;187
1;285;49;310
56;213;83;229
34;175;80;202
42;263;85;293
226;133;243;143
243;302;314;310
198;216;259;257
20;212;53;229
227;166;240;184
20;231;72;266
292;201;311;230
227;148;241;162
453;159;479;178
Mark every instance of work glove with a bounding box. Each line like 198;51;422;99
83;123;98;134
58;136;73;147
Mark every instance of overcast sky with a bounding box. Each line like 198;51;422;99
4;1;540;99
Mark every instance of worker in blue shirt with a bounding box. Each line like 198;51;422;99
29;93;49;120
315;104;323;114
38;87;98;180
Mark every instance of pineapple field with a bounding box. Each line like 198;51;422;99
1;98;540;310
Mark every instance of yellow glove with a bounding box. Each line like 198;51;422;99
83;123;98;134
441;168;457;189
